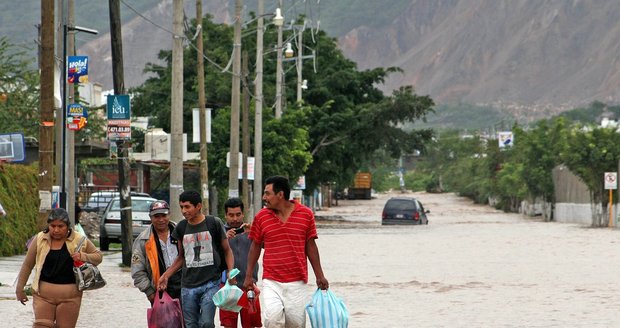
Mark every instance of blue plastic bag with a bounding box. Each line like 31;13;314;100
305;289;349;328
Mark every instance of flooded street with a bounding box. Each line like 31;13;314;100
1;191;619;327
313;191;620;327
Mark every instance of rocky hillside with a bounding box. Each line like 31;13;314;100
78;0;231;90
339;0;620;110
5;0;620;116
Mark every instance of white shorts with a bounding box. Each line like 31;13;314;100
262;279;309;328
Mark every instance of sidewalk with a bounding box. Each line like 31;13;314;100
0;253;25;299
0;250;150;327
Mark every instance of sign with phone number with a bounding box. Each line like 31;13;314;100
107;119;131;140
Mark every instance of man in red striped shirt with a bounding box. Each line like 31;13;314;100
244;175;329;327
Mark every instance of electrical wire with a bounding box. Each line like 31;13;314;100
120;0;234;76
119;0;177;37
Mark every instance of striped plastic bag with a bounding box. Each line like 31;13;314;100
305;289;349;328
212;268;243;312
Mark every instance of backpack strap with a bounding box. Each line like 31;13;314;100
176;219;187;236
205;215;221;244
205;215;226;272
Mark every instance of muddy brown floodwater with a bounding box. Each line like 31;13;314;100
2;190;619;327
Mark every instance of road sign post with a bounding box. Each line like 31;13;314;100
604;172;617;228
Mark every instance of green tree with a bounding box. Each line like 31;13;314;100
130;14;434;195
130;14;236;134
561;124;620;226
511;118;568;219
206;105;311;191
0;37;39;137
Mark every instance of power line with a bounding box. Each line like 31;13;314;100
120;0;176;36
120;0;233;75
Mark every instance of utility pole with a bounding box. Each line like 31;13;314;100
109;0;133;266
296;24;304;103
55;2;62;193
252;0;265;218
275;1;284;118
228;0;242;198
196;0;210;214
67;0;76;225
170;0;184;220
38;0;54;229
241;50;250;217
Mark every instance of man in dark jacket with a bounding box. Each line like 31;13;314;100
131;200;182;303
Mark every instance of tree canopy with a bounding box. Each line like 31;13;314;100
129;14;435;194
0;37;40;137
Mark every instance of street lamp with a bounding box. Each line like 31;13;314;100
273;8;284;27
60;24;98;215
284;42;294;58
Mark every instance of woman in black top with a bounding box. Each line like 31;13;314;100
15;208;103;327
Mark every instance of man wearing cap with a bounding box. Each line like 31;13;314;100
131;200;182;304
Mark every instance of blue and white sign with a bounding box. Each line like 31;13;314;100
107;95;131;120
498;131;514;148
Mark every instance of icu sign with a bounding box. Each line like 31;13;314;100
107;94;130;120
604;172;617;190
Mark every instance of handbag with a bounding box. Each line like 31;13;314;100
306;289;349;328
147;290;184;328
73;236;106;291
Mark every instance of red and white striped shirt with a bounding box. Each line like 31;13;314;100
249;201;318;283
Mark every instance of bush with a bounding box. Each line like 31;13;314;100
0;163;39;256
403;171;434;192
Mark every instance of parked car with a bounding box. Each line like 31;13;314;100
83;191;150;215
99;195;157;251
83;191;118;215
381;197;429;225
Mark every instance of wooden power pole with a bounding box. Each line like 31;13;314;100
109;0;133;266
39;0;55;229
170;0;184;221
241;50;250;217
196;0;210;214
253;0;265;218
67;0;76;226
228;0;242;199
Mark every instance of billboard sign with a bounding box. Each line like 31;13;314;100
107;95;131;140
107;95;130;120
67;103;88;131
67;56;89;84
107;120;131;141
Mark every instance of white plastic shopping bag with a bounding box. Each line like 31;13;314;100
212;268;243;312
305;289;349;328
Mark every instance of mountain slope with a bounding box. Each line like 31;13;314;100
4;0;620;114
339;0;620;109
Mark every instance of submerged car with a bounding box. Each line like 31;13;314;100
99;195;157;250
381;197;429;225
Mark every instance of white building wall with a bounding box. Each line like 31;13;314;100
554;203;619;226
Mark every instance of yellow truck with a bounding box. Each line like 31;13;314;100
348;172;372;199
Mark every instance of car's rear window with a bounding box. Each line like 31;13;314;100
386;199;418;211
110;199;154;212
87;193;117;207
